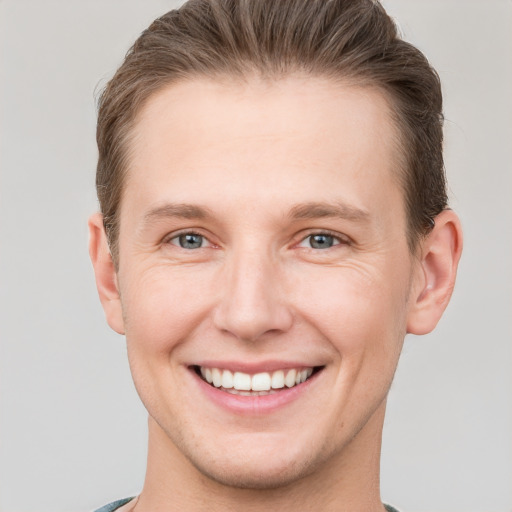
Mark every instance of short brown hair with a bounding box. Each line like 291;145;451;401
96;0;447;265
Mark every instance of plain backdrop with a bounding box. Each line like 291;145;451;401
0;1;511;511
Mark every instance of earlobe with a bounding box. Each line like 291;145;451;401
407;209;463;335
88;213;125;335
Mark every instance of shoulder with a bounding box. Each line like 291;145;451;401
93;497;135;512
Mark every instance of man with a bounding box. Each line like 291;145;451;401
89;1;462;511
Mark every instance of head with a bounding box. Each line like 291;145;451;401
96;0;447;267
89;0;462;495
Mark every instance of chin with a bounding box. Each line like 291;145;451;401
173;427;333;491
189;451;319;490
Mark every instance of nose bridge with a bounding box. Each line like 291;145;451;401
213;242;292;341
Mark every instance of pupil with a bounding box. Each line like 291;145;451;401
310;234;333;249
179;234;202;249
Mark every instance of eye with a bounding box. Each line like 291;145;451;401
169;233;207;249
298;233;346;249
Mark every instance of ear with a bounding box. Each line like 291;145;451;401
88;213;125;335
407;209;463;335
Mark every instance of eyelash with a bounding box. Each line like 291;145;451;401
165;230;350;251
166;231;212;250
297;230;351;250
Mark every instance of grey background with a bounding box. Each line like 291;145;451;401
0;1;510;511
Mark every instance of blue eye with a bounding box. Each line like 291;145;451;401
298;233;344;249
171;233;205;249
308;234;336;249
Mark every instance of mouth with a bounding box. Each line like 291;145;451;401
192;365;323;396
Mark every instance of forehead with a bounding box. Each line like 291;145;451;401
124;76;403;227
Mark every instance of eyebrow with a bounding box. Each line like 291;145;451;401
288;201;370;223
140;200;370;228
142;203;213;225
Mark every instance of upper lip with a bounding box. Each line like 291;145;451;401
190;360;324;374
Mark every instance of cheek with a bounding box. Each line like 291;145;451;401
290;262;411;355
119;265;217;421
119;264;216;354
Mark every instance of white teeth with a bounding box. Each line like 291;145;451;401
226;388;278;396
252;372;271;391
271;370;285;389
233;372;252;391
221;370;234;389
285;369;297;388
212;368;222;387
199;366;315;391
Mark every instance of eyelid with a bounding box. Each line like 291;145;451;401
163;229;215;248
161;228;350;249
295;229;352;248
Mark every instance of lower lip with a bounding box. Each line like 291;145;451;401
190;368;322;415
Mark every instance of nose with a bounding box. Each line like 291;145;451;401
213;249;293;342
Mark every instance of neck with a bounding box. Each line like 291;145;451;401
135;402;387;512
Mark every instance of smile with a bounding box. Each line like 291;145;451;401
195;366;318;395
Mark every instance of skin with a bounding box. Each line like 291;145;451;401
89;76;462;512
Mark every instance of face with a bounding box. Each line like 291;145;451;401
106;77;421;487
